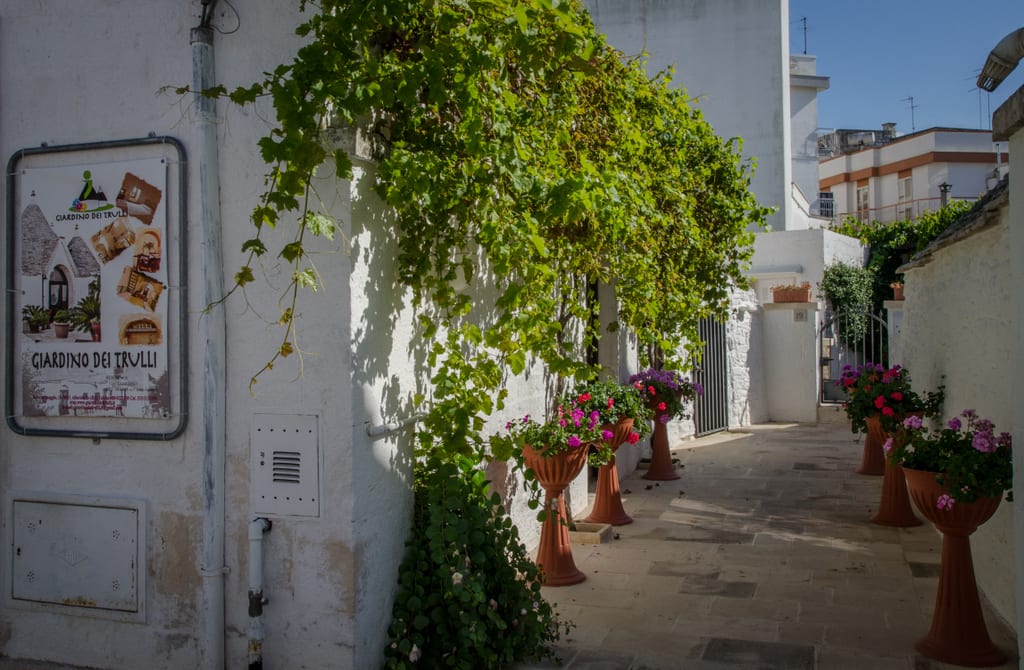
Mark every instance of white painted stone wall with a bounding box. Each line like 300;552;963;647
0;3;421;667
902;219;1016;628
761;303;820;423
727;288;767;427
585;0;792;232
1000;84;1024;667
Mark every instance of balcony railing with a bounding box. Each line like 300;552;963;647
828;196;977;225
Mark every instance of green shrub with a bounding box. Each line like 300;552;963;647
383;457;571;669
819;261;873;347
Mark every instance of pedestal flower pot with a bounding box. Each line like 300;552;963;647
856;413;886;475
585;418;634;526
903;468;1007;666
523;444;588;586
871;416;922;527
644;410;679;481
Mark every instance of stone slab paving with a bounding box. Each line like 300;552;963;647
512;422;1019;670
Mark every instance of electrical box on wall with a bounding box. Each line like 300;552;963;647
251;413;320;517
10;494;146;622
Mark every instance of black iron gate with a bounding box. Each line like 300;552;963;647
693;316;728;436
819;309;890;404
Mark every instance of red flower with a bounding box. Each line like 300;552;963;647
882;406;895;416
648;386;656;395
634;382;643;390
874;396;886;409
657;402;667;411
607;398;614;408
626;432;640;444
890;391;903;401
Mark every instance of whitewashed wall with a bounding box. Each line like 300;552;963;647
585;0;791;232
902;213;1016;628
0;2;423;667
1000;85;1024;667
728;288;767;426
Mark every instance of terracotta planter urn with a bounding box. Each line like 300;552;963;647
870;414;922;527
523;444;588;586
903;468;1007;666
585;418;634;526
856;413;886;476
644;397;680;481
771;284;813;303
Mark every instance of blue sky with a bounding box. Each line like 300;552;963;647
787;0;1024;133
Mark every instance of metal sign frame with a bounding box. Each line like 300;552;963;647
5;136;188;440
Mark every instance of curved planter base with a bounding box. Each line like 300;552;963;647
644;417;679;481
585;458;633;526
523;445;588;587
856;414;885;476
904;468;1006;667
870;461;921;527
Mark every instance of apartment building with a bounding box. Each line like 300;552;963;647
818;126;1008;223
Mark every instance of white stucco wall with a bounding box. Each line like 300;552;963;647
761;303;819;423
727;288;767;426
1003;86;1024;669
0;3;417;668
902;218;1016;628
751;228;865;303
584;0;792;232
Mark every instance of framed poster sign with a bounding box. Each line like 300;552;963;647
5;137;187;439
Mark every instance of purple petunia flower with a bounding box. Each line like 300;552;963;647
972;432;995;453
882;438;893;454
567;435;582;449
602;429;614;442
936;494;955;511
903;415;923;430
946;417;961;431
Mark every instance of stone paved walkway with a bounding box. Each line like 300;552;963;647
514;422;1019;670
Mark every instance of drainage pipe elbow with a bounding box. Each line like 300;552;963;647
978;27;1024;91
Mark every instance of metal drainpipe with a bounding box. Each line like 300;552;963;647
191;23;228;670
248;518;272;669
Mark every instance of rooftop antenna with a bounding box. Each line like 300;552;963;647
902;96;918;132
801;17;807;54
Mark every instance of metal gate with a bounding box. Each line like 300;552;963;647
693;316;728;436
819;310;889;404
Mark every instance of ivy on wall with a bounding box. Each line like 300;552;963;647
204;0;769;459
193;1;771;664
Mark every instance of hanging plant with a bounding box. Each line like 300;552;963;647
190;2;769;660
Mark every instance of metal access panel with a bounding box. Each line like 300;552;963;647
11;496;144;618
251;413;320;517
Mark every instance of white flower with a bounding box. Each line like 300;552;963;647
452;572;463;586
489;598;498;610
409;644;421;663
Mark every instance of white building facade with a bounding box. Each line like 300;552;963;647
819;127;1008;224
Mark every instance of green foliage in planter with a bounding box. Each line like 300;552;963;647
21;304;51;329
70;279;102;334
831;201;971;311
384;456;570;669
819;261;873;347
52;309;71;324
